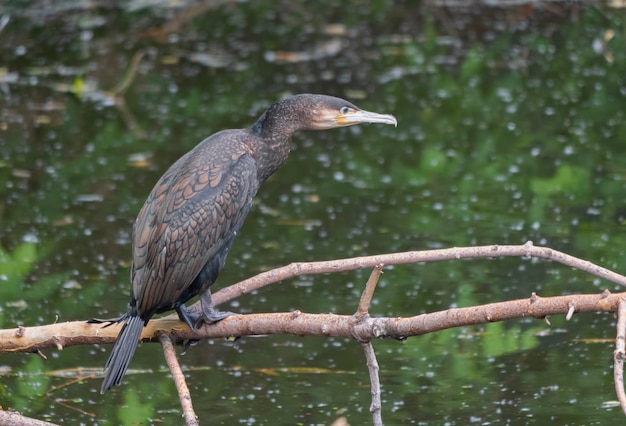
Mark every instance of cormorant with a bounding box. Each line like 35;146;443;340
97;93;397;393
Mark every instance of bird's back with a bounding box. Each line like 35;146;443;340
130;129;260;319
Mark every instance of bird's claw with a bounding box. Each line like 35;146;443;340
194;310;239;329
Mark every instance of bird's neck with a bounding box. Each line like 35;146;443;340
248;116;294;183
249;95;319;182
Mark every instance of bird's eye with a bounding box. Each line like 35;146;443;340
340;106;350;114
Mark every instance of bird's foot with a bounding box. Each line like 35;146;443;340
176;304;238;329
181;339;199;355
192;289;240;328
194;309;238;329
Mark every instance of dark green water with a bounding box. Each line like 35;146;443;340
1;1;626;424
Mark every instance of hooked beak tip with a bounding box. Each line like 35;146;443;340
337;110;398;127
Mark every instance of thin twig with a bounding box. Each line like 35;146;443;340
614;299;626;415
357;266;384;424
107;50;147;97
357;264;384;314
361;342;383;426
160;335;198;426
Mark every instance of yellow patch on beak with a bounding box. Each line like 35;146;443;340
336;109;397;127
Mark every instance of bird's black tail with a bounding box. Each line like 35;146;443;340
100;314;145;393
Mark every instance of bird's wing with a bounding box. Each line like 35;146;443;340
130;140;259;318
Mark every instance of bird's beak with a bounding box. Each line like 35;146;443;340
336;109;398;127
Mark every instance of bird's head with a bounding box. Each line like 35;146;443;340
250;94;397;141
292;94;398;130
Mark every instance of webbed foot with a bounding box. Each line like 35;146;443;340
196;289;238;328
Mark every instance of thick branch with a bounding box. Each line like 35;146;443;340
0;410;58;426
1;291;621;354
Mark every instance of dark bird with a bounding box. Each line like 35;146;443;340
96;93;397;393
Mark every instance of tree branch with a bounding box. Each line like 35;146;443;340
615;299;626;415
4;243;626;424
361;341;383;426
357;266;385;424
357;264;384;315
160;334;198;426
208;242;626;312
1;290;621;354
0;410;58;426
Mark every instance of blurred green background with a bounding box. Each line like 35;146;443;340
1;0;626;424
